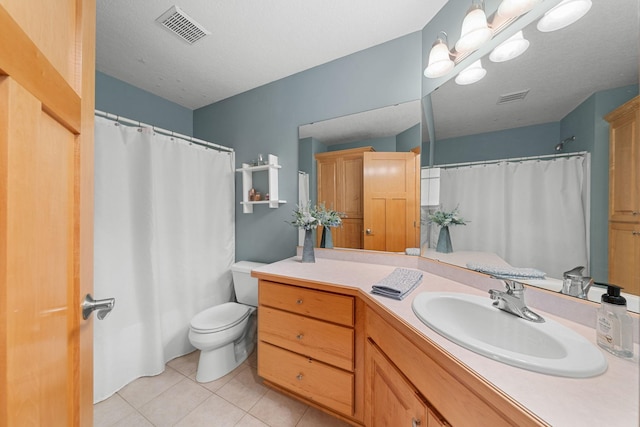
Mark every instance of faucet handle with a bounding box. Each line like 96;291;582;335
490;276;524;293
504;279;524;292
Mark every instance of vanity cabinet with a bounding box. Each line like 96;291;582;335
255;273;546;426
606;96;640;295
366;338;449;427
316;147;374;249
364;306;545;427
257;280;362;423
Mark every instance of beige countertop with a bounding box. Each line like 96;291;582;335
253;254;640;427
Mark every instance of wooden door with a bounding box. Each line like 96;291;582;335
363;152;418;252
606;97;639;222
316;147;372;249
609;222;640;296
366;341;427;427
337;152;366;249
0;1;95;425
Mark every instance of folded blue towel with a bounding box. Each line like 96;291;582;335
371;268;423;300
466;263;546;279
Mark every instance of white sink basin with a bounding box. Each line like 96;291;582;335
412;292;607;378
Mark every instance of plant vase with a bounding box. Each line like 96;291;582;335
436;226;453;253
320;227;334;249
302;229;316;263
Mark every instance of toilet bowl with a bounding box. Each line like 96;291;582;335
188;261;265;383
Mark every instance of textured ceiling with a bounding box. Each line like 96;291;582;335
431;0;640;140
299;100;421;145
96;0;448;110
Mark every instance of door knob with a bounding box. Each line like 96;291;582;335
366;228;372;235
82;294;115;320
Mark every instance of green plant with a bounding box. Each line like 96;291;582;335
290;202;343;230
316;203;343;228
428;207;467;227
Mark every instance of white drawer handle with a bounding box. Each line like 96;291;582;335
296;373;303;381
412;418;421;427
296;333;304;340
296;298;303;305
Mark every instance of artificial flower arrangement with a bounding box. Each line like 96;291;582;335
316;203;343;228
290;202;343;229
427;207;467;227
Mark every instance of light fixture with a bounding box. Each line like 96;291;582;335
537;0;592;32
455;0;493;53
489;30;530;62
497;0;542;19
424;32;455;78
555;136;576;151
455;60;487;85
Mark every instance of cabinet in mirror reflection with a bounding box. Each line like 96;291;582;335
605;96;640;296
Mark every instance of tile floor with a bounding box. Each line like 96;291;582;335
94;350;351;427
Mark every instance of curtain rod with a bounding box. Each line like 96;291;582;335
428;150;588;170
95;110;234;153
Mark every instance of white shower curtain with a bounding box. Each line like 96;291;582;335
438;154;590;279
93;116;235;402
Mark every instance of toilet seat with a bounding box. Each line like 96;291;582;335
190;302;251;333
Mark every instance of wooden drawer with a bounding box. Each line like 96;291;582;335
259;306;354;371
259;280;354;327
258;341;354;416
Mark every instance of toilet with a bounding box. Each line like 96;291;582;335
188;261;265;383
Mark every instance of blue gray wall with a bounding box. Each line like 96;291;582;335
329;136;396;153
193;33;423;263
95;71;193;136
432;122;560;165
397;123;421;153
326;123;421;153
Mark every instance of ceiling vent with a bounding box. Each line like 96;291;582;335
497;89;529;105
156;5;211;44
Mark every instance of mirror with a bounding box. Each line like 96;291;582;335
420;0;639;309
298;100;422;251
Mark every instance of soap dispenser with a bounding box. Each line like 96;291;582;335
596;284;633;358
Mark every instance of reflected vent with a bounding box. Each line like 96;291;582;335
156;5;211;44
497;90;529;105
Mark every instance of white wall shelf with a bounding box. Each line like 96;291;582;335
236;154;286;213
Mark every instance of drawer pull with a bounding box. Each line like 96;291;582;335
296;373;303;381
412;418;421;427
633;231;640;235
296;333;304;340
296;298;303;305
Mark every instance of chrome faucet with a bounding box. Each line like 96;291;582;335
561;266;593;299
488;278;545;323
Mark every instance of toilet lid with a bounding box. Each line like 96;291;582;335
190;302;252;333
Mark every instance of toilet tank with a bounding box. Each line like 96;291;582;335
231;261;266;307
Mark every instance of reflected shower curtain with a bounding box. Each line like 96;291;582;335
93;117;235;402
438;154;590;279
